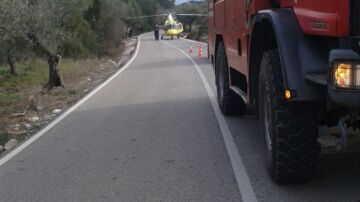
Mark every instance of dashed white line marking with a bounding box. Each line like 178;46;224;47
0;35;142;167
165;41;258;202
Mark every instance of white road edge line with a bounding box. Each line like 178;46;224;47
181;38;207;45
165;41;258;202
0;35;143;167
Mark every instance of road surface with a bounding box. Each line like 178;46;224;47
0;33;359;202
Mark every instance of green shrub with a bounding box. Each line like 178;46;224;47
61;14;98;57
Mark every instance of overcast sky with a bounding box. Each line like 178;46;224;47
176;0;204;5
175;0;188;5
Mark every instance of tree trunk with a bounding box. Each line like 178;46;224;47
46;53;64;90
28;34;64;90
7;54;19;75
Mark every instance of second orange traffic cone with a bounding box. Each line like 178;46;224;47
198;46;203;57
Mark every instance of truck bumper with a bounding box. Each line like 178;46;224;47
328;89;360;108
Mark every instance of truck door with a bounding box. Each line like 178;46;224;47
225;0;247;76
233;0;248;76
224;0;237;68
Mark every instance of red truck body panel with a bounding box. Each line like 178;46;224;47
208;0;350;99
281;0;349;36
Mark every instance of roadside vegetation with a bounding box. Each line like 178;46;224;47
0;0;175;150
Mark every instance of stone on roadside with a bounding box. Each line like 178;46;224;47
29;95;38;110
52;109;62;114
29;117;39;122
36;106;44;112
107;59;117;66
29;95;36;102
7;129;27;136
11;124;21;128
0;145;4;152
44;115;52;120
24;123;32;130
4;139;18;151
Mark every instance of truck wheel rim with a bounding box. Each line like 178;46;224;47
264;84;272;151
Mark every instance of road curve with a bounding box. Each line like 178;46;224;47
0;33;241;202
0;33;359;202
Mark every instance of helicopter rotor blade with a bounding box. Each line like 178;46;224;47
175;14;207;16
127;14;168;20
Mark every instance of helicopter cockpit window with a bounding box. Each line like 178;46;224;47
165;24;182;30
165;24;171;30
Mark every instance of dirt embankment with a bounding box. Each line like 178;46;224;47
184;31;208;43
0;37;138;153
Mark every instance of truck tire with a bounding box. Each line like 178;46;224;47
216;42;247;115
258;50;320;183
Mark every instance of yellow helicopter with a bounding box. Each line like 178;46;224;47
127;13;206;40
162;14;183;40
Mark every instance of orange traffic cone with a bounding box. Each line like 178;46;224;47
198;46;203;57
188;45;193;54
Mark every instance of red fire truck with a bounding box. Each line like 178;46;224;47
208;0;360;183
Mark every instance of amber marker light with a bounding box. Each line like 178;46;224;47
334;63;352;88
285;90;292;100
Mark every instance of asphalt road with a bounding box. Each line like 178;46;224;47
0;33;359;202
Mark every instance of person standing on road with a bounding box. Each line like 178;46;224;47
154;24;160;40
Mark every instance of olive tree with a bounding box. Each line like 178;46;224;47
23;0;92;89
24;0;69;89
0;0;29;75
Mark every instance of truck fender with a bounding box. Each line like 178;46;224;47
249;9;327;101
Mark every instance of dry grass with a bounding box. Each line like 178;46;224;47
0;40;134;145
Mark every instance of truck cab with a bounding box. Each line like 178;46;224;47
208;0;360;183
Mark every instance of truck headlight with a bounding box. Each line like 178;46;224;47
334;63;352;88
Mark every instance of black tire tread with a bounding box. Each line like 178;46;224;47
261;50;321;183
216;42;247;115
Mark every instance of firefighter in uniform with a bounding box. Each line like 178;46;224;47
154;24;160;40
